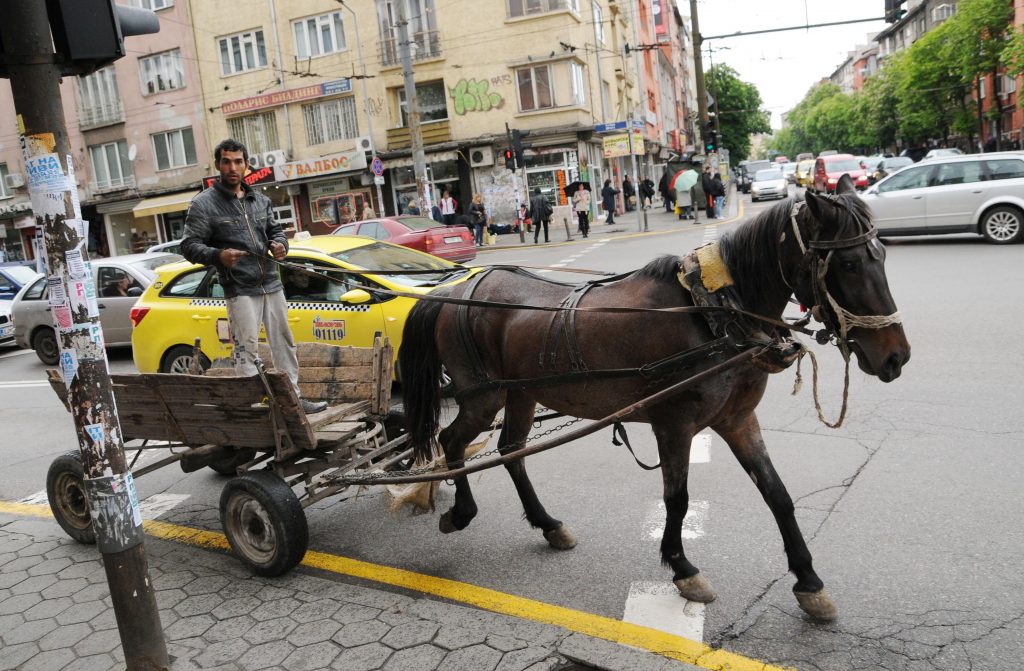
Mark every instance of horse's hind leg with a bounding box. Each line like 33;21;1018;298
714;412;837;621
498;392;576;550
437;392;504;534
651;418;716;603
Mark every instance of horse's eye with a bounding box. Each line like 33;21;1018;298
840;260;859;273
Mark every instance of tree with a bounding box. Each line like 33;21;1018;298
706;64;770;160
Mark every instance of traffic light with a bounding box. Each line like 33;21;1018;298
703;120;717;153
42;0;159;77
504;148;515;171
884;0;906;23
512;129;530;167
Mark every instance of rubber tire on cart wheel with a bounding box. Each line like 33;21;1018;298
980;205;1023;244
383;405;413;470
220;471;308;577
209;448;257;476
46;452;96;544
161;345;211;374
33;328;59;366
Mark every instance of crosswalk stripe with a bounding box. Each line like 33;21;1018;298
690;434;711;464
642;500;708;542
623;581;706;641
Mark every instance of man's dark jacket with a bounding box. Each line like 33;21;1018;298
181;180;287;298
529;193;551;221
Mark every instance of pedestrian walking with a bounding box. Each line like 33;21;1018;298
658;172;674;213
601;179;619;225
623;175;636;212
469;194;487;246
439;189;456;226
361;205;376;220
639;176;655;209
711;173;726;219
529;187;551;244
701;166;715;218
573;186;591;238
677;187;693;220
181;138;326;415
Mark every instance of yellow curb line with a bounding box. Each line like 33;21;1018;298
0;498;789;671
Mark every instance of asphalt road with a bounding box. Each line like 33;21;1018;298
1;192;1022;670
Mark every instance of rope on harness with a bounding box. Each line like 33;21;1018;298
611;421;660;470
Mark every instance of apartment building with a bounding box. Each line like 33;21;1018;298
0;0;210;261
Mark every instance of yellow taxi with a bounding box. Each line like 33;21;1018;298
795;159;816;189
130;235;480;374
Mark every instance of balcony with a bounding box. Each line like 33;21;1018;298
386;120;451;150
78;101;126;130
379;29;442;68
91;174;136;194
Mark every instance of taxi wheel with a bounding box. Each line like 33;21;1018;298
161;345;211;374
33;328;60;366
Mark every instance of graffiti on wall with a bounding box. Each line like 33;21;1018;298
449;78;505;115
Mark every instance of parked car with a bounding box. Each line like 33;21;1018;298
750;168;789;202
811;154;870;193
781;162;798;184
795;152;814;162
795;159;816;188
332;216;476;263
146;239;183;256
858;151;1024;244
923;147;963;160
740;160;771;193
860;155;885;174
871;156;913;184
12;252;182;364
130;235;480;375
0;299;16;348
0;261;39;300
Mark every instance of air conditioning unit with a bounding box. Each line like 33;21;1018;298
353;135;373;152
5;172;25;189
263;150;286;167
469;147;494;168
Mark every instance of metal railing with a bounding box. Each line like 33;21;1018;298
91;174;136;193
379;29;442;67
78;101;126;130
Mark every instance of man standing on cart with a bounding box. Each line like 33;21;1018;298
181;139;327;414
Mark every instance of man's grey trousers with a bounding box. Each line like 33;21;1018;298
225;290;300;397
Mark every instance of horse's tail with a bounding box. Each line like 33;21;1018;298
398;293;446;462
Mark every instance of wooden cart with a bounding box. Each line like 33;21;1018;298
44;337;409;576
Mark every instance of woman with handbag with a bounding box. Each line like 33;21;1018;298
573;186;591;238
469;194;487;246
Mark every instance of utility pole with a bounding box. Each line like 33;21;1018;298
506;123;525;243
690;0;709;128
629;0;648;232
396;0;431;216
0;4;167;669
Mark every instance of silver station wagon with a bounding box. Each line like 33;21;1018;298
858;152;1024;244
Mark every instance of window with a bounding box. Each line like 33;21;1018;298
131;0;172;8
227;112;280;155
293;11;346;59
932;3;956;22
0;163;10;199
508;0;579;18
985;159;1024;180
592;2;604;43
139;49;184;95
151;128;197;170
878;165;931;192
77;67;123;127
933;161;983;186
1002;74;1016;97
218;29;268;75
303;97;359;145
97;267;142;297
89;140;133;190
979;78;986;99
570;62;586;106
377;0;440;66
282;263;354;303
516;65;554;111
397;82;448;126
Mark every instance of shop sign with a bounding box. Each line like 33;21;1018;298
307;179;351;199
0;201;32;217
221;78;353;115
602;131;645;158
202;165;277;190
274;149;368;182
14;215;36;229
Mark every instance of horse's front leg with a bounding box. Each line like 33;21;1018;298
436;394;503;534
498;392;575;550
713;413;837;621
651;419;717;603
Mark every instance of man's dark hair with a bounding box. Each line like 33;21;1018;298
533;187;541;195
214;138;249;164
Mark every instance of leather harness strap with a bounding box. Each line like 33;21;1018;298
455;268;493;384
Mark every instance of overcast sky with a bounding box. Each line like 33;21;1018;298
686;0;889;128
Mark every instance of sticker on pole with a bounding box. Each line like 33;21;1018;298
59;349;78;386
125;472;143;527
370;156;384;176
85;423;105;449
26;153;66;193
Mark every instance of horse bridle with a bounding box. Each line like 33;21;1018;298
785;201;903;353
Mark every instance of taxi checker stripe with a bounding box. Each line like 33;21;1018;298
187;299;370;312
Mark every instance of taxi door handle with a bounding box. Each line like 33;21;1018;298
97;303;106;310
191;315;211;322
288;317;300;323
912;196;923;199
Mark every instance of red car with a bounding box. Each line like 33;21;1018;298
332;216;476;263
811;153;870;193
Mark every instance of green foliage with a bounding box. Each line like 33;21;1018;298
707;64;770;160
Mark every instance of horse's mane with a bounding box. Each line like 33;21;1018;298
636;254;683;282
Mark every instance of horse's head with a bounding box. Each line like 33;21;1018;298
791;175;910;382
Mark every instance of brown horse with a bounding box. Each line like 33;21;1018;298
398;175;910;621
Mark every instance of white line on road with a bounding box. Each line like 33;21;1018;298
19;490;49;505
138;493;191;519
623;581;705;642
0;380;49;389
690;433;711;464
550;263;567;267
0;349;34;360
641;500;708;542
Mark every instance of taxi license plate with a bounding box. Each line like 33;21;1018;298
444;236;463;244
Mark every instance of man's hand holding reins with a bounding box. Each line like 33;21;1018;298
269;241;286;260
219;248;247;267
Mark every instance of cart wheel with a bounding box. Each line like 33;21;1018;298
46;452;96;544
209;448;257;476
383;405;412;470
220;472;308;577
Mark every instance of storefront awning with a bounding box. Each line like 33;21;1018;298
384;151;458;170
132;191;200;218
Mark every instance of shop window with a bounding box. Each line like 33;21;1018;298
139;49;184;95
516;65;554;111
218;29;268;76
89;140;133;191
294;11;346;59
397;82;448;126
303;97;359;145
152;127;197;171
227;112;280;155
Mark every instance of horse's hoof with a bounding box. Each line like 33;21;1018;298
673;573;717;603
543;525;577;550
439;511;457;534
795;588;837;622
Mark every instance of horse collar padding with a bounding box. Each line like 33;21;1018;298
678;242;734;293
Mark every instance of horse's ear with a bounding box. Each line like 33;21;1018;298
803;190;830;221
835;173;856;195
